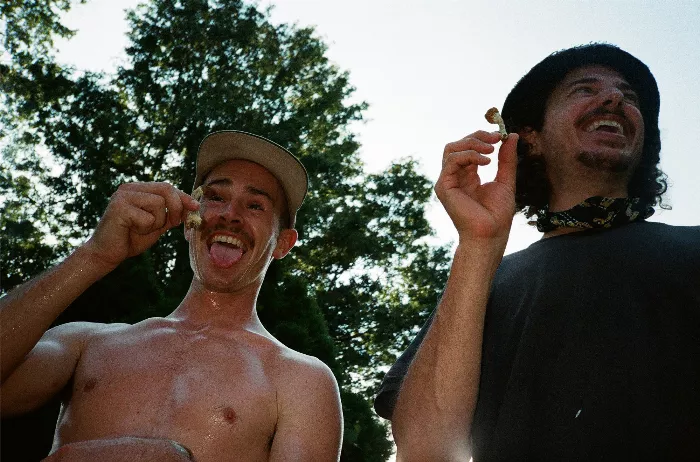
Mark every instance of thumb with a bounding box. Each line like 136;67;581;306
494;133;519;193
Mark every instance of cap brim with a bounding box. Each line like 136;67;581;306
193;130;308;227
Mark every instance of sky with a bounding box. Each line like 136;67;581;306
52;0;700;255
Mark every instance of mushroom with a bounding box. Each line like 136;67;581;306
485;107;508;141
185;186;204;229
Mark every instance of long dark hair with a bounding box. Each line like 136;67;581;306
501;43;668;220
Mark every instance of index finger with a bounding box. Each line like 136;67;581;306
443;131;503;161
164;186;202;228
122;182;199;228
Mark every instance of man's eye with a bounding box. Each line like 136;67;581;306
623;92;640;105
206;194;224;202
248;203;264;211
572;86;594;95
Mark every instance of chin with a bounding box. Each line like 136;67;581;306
576;149;635;173
198;277;244;294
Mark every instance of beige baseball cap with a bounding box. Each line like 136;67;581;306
193;130;308;228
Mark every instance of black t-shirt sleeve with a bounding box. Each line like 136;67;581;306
374;309;436;420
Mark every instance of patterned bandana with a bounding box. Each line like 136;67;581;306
535;196;655;233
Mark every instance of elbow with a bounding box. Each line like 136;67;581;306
394;441;471;462
391;415;471;462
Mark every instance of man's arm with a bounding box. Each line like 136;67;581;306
0;245;113;383
1;320;109;416
0;182;198;411
391;131;519;461
269;356;343;462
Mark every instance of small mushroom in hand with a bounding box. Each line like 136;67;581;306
185;186;204;229
485;107;508;141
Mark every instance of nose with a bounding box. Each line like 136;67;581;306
600;86;624;108
216;200;243;224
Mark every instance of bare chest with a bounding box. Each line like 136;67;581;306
56;327;279;460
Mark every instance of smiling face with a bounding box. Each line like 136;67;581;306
524;65;645;193
185;159;297;293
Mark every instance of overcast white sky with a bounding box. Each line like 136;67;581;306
54;0;700;255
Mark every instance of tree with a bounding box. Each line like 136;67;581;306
1;1;450;459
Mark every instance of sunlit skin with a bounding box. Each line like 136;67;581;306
521;65;646;215
184;160;297;308
1;160;342;462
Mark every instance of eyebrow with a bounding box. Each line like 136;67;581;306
567;77;635;93
246;186;274;203
204;178;275;203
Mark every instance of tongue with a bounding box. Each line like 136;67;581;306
209;242;244;268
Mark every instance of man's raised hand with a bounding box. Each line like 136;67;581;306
435;130;519;244
83;182;200;271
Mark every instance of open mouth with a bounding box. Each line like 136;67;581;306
581;112;635;140
585;119;625;135
208;234;248;268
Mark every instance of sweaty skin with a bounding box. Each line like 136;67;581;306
41;318;329;461
1;162;342;462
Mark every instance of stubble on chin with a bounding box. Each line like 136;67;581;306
576;150;633;173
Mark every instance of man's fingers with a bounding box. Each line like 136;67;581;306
162;188;186;228
118;182;197;228
177;189;201;223
494;133;519;192
437;151;490;197
443;131;500;161
115;190;168;232
442;150;492;170
179;190;201;211
121;202;166;234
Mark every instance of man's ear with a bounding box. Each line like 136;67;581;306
272;228;298;260
518;127;541;156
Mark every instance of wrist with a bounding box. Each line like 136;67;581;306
455;235;507;256
72;243;120;278
453;239;505;274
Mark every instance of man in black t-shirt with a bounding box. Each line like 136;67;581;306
375;44;700;461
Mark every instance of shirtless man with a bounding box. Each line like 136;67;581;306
1;131;343;461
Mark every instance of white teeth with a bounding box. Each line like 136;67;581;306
212;235;244;248
586;119;624;135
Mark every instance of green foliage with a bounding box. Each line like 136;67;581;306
339;390;393;461
1;0;451;459
0;139;71;294
1;0;86;65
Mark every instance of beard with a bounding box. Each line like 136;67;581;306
575;149;634;173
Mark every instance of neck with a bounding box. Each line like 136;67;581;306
542;226;586;239
547;171;629;212
168;280;266;333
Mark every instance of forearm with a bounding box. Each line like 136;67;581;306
43;437;193;462
392;241;504;461
0;245;114;381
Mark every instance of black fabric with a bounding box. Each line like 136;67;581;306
534;196;655;233
375;222;700;461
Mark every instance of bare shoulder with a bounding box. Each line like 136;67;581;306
45;320;130;345
272;345;338;390
264;341;341;409
1;321;132;416
267;344;343;461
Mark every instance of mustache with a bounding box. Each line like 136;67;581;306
205;225;253;247
578;106;626;125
